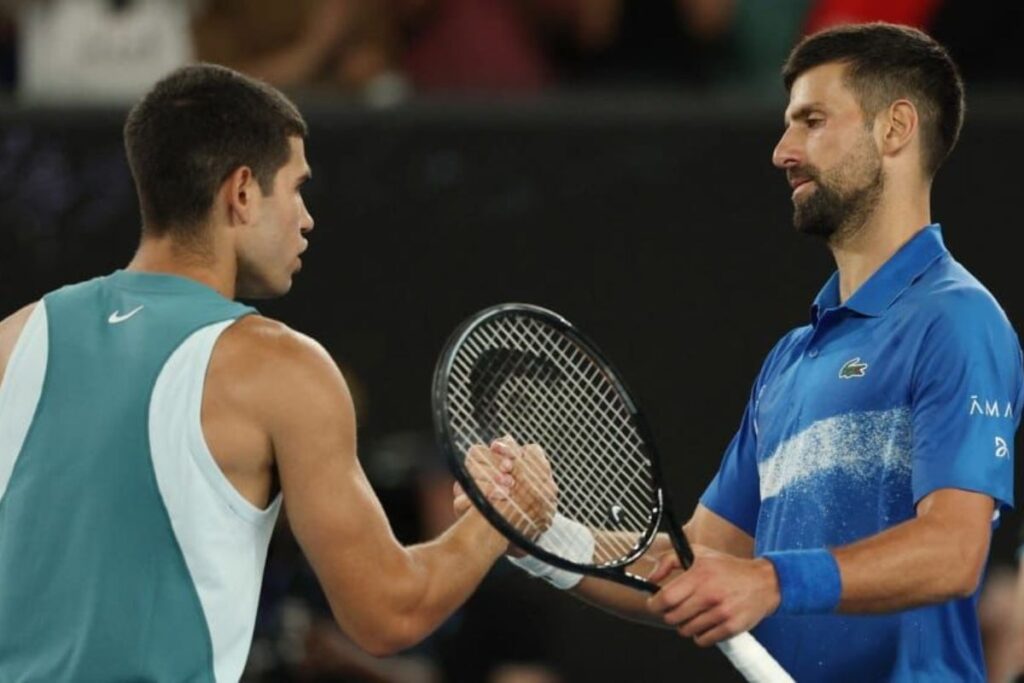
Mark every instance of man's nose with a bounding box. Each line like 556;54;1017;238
772;129;801;170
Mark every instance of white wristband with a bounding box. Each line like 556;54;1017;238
507;513;595;590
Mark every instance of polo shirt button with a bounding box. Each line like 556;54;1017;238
808;348;819;358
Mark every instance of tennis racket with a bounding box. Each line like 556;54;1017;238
432;303;793;683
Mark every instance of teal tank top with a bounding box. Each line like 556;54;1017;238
0;271;268;682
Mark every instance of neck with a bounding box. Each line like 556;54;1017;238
126;231;238;300
829;182;931;303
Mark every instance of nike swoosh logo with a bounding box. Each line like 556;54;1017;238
108;305;145;324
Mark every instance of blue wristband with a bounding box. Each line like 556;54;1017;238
762;548;842;615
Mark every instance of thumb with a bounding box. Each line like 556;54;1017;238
647;551;683;584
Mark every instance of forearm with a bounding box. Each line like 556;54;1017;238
569;534;672;627
834;513;990;613
401;509;509;634
572;574;668;627
554;507;754;626
313;507;506;656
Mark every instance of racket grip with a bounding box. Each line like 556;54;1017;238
715;632;794;683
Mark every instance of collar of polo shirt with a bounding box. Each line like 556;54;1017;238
810;224;948;323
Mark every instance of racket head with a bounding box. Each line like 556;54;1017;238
432;303;670;578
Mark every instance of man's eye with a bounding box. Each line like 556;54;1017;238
807;117;825;128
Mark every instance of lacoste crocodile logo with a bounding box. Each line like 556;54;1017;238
839;357;868;379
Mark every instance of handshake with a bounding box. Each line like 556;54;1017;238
452;436;559;545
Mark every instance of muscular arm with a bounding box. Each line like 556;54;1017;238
834;488;994;612
649;488;995;646
242;319;508;656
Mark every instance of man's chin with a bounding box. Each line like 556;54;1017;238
793;216;837;240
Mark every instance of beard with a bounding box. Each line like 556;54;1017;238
792;139;884;244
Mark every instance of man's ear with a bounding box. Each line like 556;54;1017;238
879;99;919;158
223;166;258;226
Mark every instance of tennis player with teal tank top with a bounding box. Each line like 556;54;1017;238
0;271;273;681
0;64;532;682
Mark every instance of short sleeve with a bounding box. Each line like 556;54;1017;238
699;337;791;537
911;292;1023;510
700;394;762;536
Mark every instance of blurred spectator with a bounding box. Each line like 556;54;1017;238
543;0;714;87
979;552;1024;683
396;0;756;93
699;0;812;90
397;0;554;93
803;0;943;34
193;0;408;105
1;0;199;104
538;0;808;91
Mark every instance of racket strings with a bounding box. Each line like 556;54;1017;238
467;325;650;505
458;331;653;540
456;335;647;557
457;339;653;520
446;315;658;566
456;360;651;562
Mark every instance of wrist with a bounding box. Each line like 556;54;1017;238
461;507;509;559
762;548;842;615
507;513;594;590
753;557;782;615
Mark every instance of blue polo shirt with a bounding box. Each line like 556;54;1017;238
701;225;1022;682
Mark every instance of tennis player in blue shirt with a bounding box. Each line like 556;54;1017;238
497;22;1023;682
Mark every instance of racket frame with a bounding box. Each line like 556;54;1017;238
432;302;689;593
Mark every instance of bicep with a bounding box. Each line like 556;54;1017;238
915;488;994;547
265;341;412;621
916;487;995;589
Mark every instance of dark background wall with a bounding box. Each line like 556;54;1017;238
2;95;1022;681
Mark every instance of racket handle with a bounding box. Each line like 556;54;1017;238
715;632;794;683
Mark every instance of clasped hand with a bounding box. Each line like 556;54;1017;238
645;546;781;647
453;436;558;544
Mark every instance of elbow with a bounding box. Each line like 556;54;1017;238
321;553;439;656
325;579;434;657
345;614;427;657
353;633;412;659
947;541;989;599
949;559;986;599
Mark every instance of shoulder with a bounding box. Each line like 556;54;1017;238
217;315;332;365
905;262;1022;379
0;303;40;372
760;324;811;373
210;315;354;424
0;302;38;337
909;260;1016;339
773;325;811;352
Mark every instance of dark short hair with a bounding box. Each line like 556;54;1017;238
124;64;308;238
782;23;965;178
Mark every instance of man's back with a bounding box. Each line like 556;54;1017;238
0;271;276;682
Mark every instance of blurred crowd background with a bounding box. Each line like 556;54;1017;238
0;0;1021;105
1;2;1023;682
